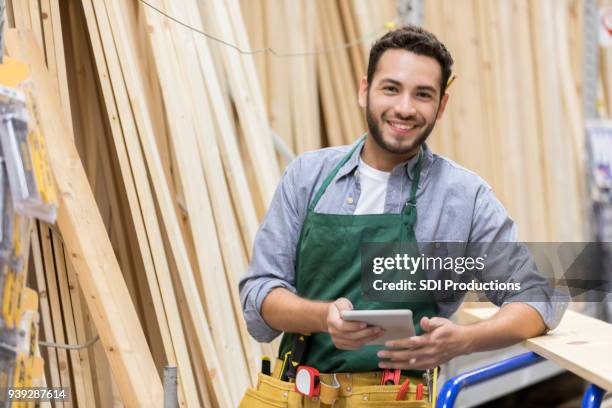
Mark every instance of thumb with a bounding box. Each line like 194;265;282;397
334;297;353;312
421;316;445;332
420;316;431;332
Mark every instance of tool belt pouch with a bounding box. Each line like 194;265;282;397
238;373;298;407
238;373;340;408
344;384;430;407
238;373;429;407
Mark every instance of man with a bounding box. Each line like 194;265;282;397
239;25;566;405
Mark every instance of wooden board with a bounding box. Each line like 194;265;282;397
5;28;164;407
462;307;612;392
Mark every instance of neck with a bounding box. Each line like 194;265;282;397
361;137;420;172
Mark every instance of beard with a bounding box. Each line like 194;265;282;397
365;97;438;155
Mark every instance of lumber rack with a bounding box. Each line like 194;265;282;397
436;352;607;408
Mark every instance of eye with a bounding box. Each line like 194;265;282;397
383;86;399;93
416;92;433;99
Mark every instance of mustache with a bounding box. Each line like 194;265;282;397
384;112;422;123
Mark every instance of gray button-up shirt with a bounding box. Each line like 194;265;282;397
239;138;568;342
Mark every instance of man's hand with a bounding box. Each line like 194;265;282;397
377;316;471;370
326;298;384;350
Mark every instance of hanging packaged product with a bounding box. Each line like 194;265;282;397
0;83;58;224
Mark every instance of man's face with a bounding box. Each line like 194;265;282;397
359;49;448;156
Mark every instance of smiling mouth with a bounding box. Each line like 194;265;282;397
387;120;420;133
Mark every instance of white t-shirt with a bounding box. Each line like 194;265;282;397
354;158;390;215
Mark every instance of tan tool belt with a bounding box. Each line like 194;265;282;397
238;360;430;408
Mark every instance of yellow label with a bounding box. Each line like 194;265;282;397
0;57;29;88
2;271;16;329
24;90;59;207
19;287;38;315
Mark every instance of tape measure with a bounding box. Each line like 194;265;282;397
295;366;320;397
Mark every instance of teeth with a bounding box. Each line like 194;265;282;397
389;121;416;130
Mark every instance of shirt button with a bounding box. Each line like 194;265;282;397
435;242;441;248
347;197;354;204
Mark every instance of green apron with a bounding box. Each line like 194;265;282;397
279;137;438;373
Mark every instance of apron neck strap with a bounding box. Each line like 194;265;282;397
404;147;424;213
309;136;365;211
308;136;425;212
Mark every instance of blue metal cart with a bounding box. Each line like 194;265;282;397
436;352;607;408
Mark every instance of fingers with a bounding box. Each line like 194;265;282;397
385;335;426;349
378;346;442;370
335;325;383;341
334;297;353;311
334;330;384;350
421;316;448;332
335;318;368;332
331;325;384;349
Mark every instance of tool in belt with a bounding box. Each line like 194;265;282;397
277;333;436;404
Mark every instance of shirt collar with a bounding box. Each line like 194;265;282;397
336;135;433;183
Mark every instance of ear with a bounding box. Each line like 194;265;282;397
358;76;369;108
435;93;449;120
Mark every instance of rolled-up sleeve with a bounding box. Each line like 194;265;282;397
239;158;305;342
468;186;569;330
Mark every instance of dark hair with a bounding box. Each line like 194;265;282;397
367;25;454;96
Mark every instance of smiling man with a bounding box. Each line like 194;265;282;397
239;26;566;406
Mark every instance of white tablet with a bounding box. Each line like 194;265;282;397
340;309;415;346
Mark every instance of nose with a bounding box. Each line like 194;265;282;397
394;94;417;118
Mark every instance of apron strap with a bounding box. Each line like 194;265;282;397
403;147;424;214
308;135;425;213
308;136;365;211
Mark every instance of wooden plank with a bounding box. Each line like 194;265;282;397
161;0;265;381
39;225;72;403
27;0;44;50
529;0;579;241
506;0;550;241
81;0;198;405
323;0;364;142
473;0;530;233
238;0;267;106
462;308;612;392
10;0;30;30
318;0;360;144
30;225;64;408
131;0;252;397
179;3;260;253
554;1;587;238
65;259;97;408
39;0;74;137
201;0;281;207
423;0;456;160
93;0;234;404
85;310;115;407
287;0;321;154
339;0;366;82
52;233;88;407
315;0;346;147
5;28;164;407
265;0;293;151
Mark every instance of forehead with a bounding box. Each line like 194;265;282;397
372;49;442;90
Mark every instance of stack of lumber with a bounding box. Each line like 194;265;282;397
4;0;397;406
424;0;589;242
1;0;608;407
240;0;396;150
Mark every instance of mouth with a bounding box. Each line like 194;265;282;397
386;119;420;135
